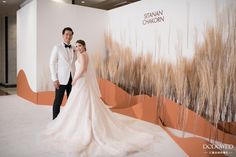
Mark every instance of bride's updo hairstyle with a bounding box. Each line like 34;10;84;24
76;39;87;51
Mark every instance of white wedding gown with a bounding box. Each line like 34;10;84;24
42;55;155;157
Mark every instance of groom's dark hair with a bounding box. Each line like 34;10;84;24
62;27;74;35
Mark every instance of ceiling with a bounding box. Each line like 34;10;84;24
0;0;25;16
73;0;140;10
0;0;140;16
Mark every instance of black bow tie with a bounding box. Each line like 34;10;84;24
64;44;71;48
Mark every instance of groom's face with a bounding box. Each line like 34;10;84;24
63;30;73;44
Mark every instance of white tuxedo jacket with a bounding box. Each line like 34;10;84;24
49;42;76;85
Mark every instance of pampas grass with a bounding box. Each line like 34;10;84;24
91;5;236;131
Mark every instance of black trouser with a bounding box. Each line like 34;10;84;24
52;74;72;120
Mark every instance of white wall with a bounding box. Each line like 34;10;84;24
107;0;233;63
17;0;108;92
17;0;37;91
37;0;107;91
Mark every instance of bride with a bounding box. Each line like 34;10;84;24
42;40;154;157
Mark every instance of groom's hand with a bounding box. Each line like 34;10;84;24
53;80;60;89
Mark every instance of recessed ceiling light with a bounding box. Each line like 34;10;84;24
81;1;85;4
2;0;6;3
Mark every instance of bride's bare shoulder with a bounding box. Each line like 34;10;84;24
82;52;89;58
79;52;89;62
78;52;87;57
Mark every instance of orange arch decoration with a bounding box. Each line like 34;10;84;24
17;70;67;106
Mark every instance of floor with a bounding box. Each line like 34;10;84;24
0;86;17;95
0;95;188;157
0;89;8;96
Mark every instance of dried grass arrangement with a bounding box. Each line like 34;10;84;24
91;6;236;128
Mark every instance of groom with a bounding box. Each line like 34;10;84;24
49;27;76;120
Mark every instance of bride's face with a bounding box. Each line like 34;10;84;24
75;43;85;53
